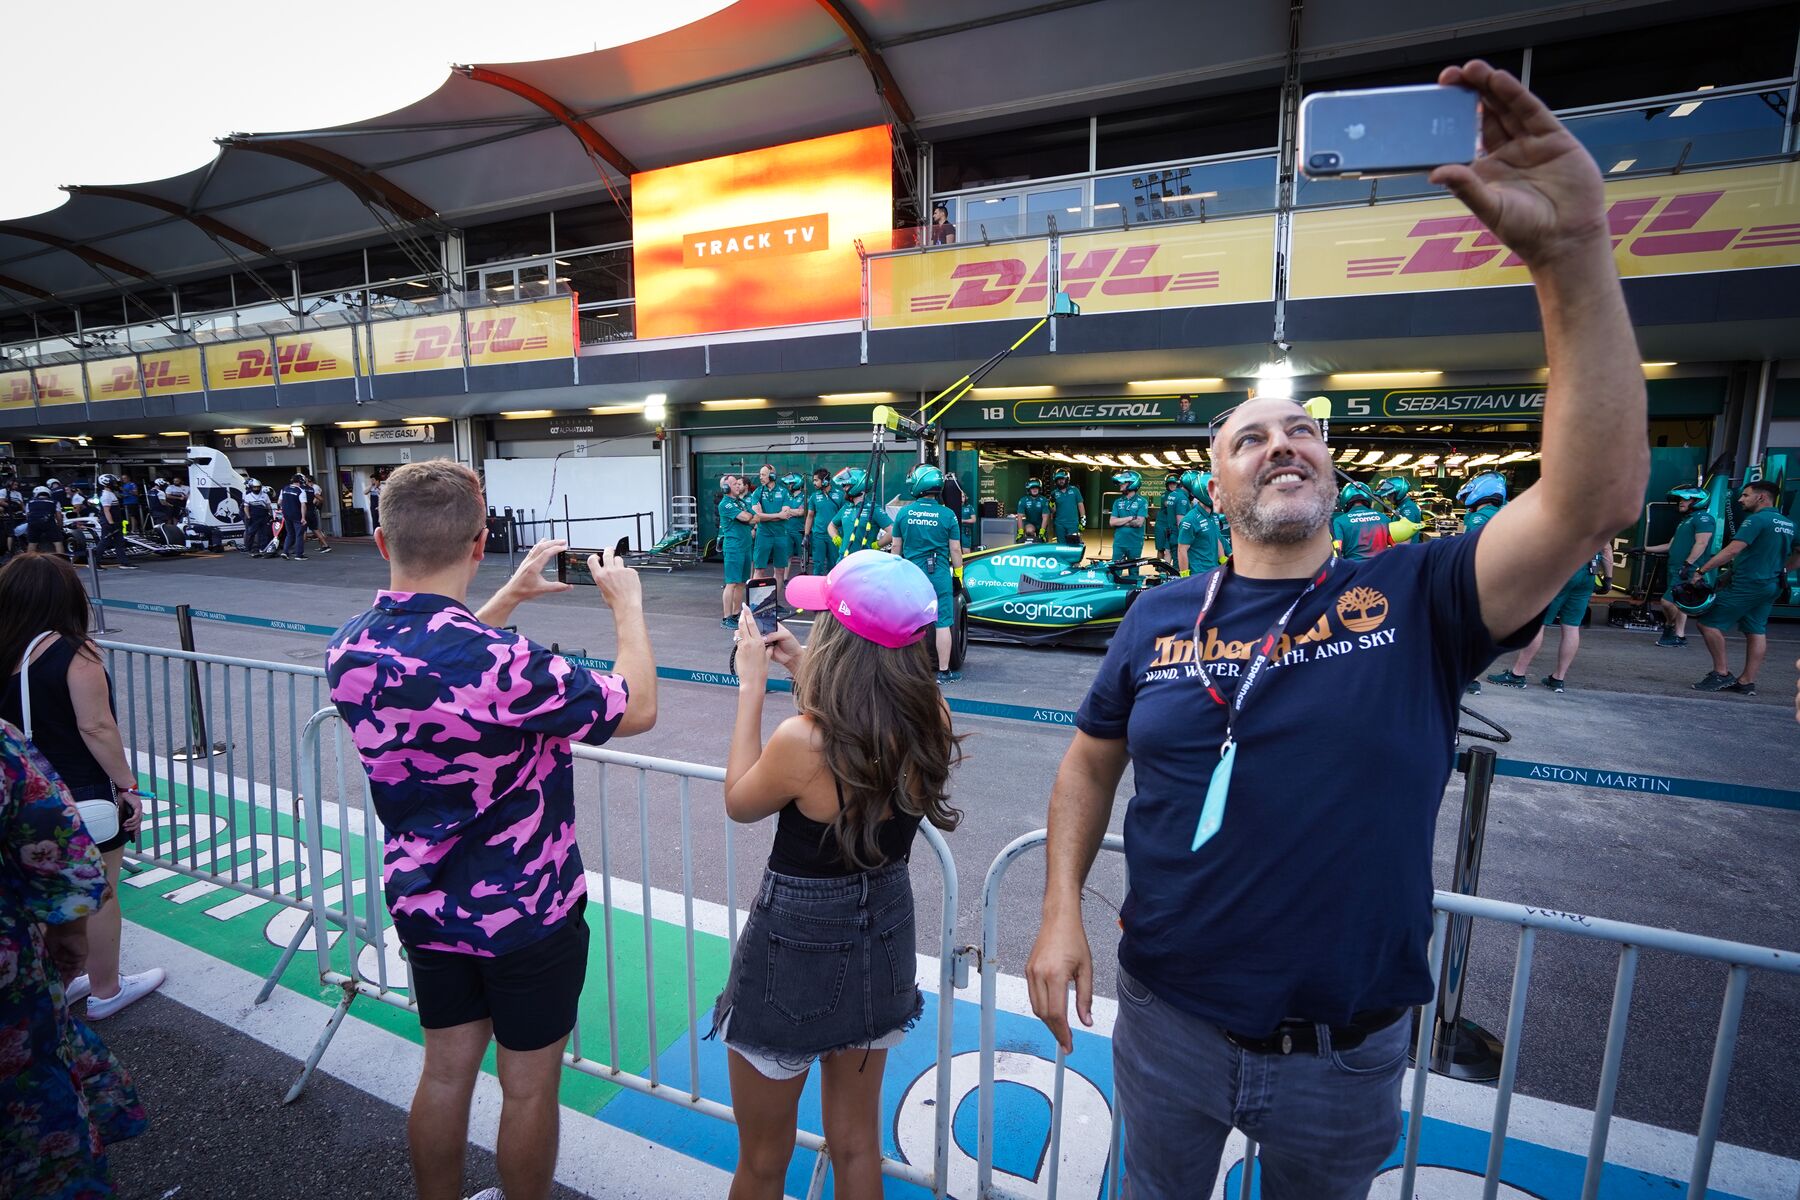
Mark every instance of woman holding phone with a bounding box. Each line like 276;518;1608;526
711;550;963;1199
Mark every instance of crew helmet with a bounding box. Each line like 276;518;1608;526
1181;470;1216;512
1026;477;1042;490
1340;481;1375;508
1052;468;1070;483
1374;476;1411;502
1112;470;1141;492
1670;577;1717;615
246;478;262;490
1456;472;1508;509
98;473;119;488
832;466;868;496
46;478;61;488
32;485;49;497
780;472;804;492
153;477;167;487
1667;485;1708;510
907;463;944;496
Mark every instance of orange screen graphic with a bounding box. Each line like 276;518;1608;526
632;126;892;339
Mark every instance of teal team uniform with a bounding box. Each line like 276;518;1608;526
717;494;753;583
1543;557;1597;626
1051;486;1084;543
1463;505;1499;534
805;485;846;571
1396;498;1424;526
1176;507;1223;575
1017;492;1050;538
752;483;797;568
1156;489;1190;556
834;496;891;555
1701;507;1796;635
1331;507;1391;560
895;499;959;628
1110;493;1148;562
1662;510;1717;599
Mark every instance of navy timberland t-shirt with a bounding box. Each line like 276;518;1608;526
1075;528;1527;1035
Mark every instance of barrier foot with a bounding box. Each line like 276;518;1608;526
172;740;229;761
284;985;355;1104
1428;1014;1505;1082
258;913;314;1004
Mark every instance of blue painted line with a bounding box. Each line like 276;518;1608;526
1496;758;1800;812
96;597;340;637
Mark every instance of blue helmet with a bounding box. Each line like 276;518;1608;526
1026;477;1042;490
781;472;804;492
1457;472;1507;509
1375;476;1411;502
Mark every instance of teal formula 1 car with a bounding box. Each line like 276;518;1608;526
954;541;1177;652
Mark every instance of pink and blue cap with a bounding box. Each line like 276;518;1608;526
784;550;937;649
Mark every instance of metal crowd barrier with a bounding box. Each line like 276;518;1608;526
289;708;961;1200
975;829;1800;1200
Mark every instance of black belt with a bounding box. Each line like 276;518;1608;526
1224;1007;1407;1056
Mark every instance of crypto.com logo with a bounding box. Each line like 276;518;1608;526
907;245;1221;313
1346;189;1800;279
220;340;339;383
391;316;549;364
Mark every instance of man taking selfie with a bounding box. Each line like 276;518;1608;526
1025;61;1649;1199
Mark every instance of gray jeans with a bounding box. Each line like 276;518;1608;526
1113;964;1408;1200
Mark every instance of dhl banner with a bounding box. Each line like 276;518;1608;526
140;346;203;397
1289;161;1800;299
32;364;83;407
208;329;358;390
632;126;892;338
85;356;142;402
0;369;32;410
868;216;1277;330
371;297;574;374
206;338;278;391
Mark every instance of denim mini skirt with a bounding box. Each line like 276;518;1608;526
708;860;923;1066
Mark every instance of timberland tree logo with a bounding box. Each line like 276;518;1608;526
1345;189;1800;279
1336;586;1389;633
908;245;1220;313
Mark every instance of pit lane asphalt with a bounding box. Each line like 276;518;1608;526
79;542;1800;1159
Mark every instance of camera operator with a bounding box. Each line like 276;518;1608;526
1024;61;1649;1200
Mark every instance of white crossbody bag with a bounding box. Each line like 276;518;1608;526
17;632;121;844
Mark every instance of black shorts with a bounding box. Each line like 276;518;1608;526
405;902;589;1051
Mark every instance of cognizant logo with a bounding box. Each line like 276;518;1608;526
1001;600;1094;621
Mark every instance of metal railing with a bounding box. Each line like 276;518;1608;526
288;708;962;1199
974;829;1800;1200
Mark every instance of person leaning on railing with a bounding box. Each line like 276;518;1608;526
0;552;167;1020
325;459;656;1200
1025;60;1650;1200
713;550;963;1200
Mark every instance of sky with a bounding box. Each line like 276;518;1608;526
0;0;737;221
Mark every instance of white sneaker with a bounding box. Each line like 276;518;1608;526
85;968;166;1019
66;974;92;1003
464;1189;503;1200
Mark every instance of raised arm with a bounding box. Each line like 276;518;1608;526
1431;61;1649;638
1025;731;1128;1052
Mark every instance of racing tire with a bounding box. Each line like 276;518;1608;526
949;582;970;672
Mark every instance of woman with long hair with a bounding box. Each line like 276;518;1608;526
0;553;165;1018
712;550;964;1200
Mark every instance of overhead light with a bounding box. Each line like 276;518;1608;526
157;431;190;437
29;437;62;443
589;404;639;415
335;420;378;428
1384;452;1413;468
1669;86;1712;119
1444;454;1468;466
492;283;516;291
502;409;555;418
1464;454;1499;468
1336;446;1361;462
114;433;147;439
700;398;770;410
401;417;447;424
1066;207;1083;213
1093;202;1121;210
1610;159;1637;174
1327;370;1442;383
1497;450;1534;464
1642;361;1678;368
216;427;251;434
1253;360;1294;400
1162;450;1185;464
819;391;892;404
643;392;667;421
1413;454;1440;469
970;385;1054;398
1356;450;1384;466
405;280;430;289
1184;449;1205;462
288;423;305;436
1097;455;1122;468
555;259;571;266
1072;453;1099;466
1126;378;1225;390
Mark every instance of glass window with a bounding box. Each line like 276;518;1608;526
934;119;1090;191
176;273;236;315
958;193;1026;240
1096;89;1281;169
1093;156;1279;222
577;303;634;344
464;212;553;265
1027;186;1085;234
559;247;632;303
554;201;631;250
1531;9;1799;110
0;311;38;345
1301;50;1525;97
78;297;124;331
297;248;367;293
1566;89;1789;175
232;268;293;309
367;241;441;285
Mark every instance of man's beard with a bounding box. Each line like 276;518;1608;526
1218;467;1335;546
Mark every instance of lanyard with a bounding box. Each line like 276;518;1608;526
1186;553;1336;852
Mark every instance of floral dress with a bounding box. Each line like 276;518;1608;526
0;720;148;1199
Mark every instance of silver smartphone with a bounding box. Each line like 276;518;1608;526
1297;84;1479;179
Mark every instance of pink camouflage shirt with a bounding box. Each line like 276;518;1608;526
327;591;629;956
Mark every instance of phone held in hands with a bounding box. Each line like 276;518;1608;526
1298;84;1478;179
727;578;781;674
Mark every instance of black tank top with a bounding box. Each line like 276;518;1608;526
0;635;114;791
767;778;922;878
